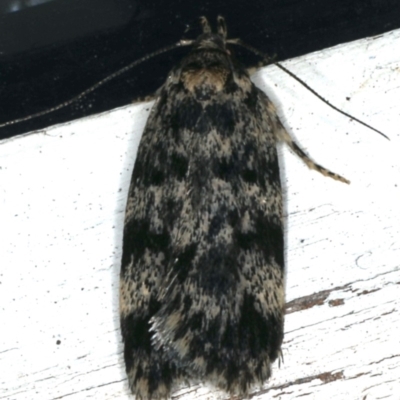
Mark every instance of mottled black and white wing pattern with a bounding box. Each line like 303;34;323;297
120;16;346;400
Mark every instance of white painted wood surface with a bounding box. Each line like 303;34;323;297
1;28;399;400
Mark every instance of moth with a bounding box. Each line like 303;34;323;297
119;16;349;399
0;14;383;400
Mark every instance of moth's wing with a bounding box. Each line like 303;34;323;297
151;87;285;395
119;89;193;398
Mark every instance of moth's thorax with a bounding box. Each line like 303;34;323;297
180;50;232;97
181;64;230;96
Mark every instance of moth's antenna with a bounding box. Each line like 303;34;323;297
226;38;276;65
275;62;389;140
0;40;194;129
229;39;389;140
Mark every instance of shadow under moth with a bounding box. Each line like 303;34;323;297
119;16;351;399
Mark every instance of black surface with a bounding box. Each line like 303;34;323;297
1;0;399;139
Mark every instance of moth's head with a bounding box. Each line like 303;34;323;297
192;16;228;52
178;17;248;98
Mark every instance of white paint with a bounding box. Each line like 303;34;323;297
1;28;399;400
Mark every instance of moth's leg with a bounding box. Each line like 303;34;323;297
265;97;350;184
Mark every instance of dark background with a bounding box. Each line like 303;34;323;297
1;0;399;139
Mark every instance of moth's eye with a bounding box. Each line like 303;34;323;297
184;59;226;72
207;62;224;68
184;61;202;71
